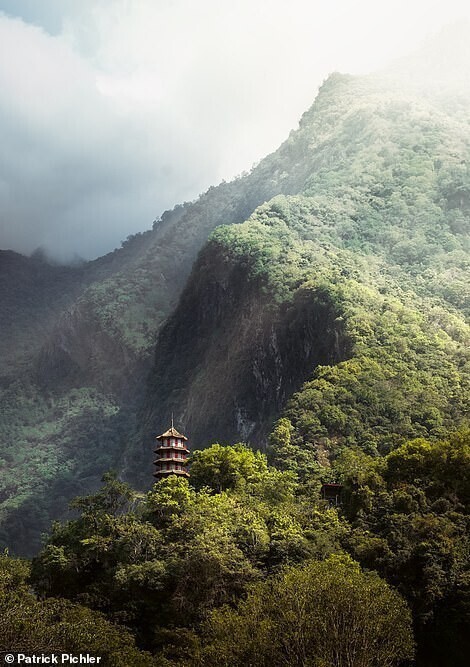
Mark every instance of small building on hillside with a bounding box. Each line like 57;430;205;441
321;482;343;506
153;424;190;478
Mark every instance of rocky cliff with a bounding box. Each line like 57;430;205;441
141;238;350;457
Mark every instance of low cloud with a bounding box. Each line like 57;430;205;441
0;1;469;260
0;13;216;260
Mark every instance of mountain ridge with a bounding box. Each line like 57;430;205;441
1;36;469;554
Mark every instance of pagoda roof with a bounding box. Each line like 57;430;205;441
156;426;188;441
154;444;189;453
153;469;190;477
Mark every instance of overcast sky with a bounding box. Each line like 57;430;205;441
0;1;469;261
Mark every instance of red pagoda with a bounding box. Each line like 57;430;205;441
153;423;190;478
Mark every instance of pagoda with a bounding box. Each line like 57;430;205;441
153;422;190;478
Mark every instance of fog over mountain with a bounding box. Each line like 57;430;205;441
0;0;469;260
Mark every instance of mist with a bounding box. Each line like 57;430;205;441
0;0;469;261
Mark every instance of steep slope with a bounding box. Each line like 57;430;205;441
142;236;350;452
140;193;468;474
139;69;469;478
0;250;86;379
0;99;348;555
1;28;470;554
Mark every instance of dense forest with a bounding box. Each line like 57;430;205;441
2;434;468;665
0;26;469;666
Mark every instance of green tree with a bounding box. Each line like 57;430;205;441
201;555;414;667
0;554;155;666
189;443;269;492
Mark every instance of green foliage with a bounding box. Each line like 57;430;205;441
0;383;124;555
0;553;155;665
337;429;470;666
26;431;470;664
0;141;290;554
2;57;470;667
2;63;470;561
70;471;136;516
201;555;414;667
384;431;470;504
189;443;272;492
32;460;347;648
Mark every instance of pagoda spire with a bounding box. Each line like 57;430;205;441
153;422;190;479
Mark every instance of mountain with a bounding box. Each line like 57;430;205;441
1;27;469;555
0;123;328;554
137;59;469;477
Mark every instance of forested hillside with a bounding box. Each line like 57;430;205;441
0;31;469;562
0;138;309;554
3;435;466;666
139;70;468;478
1;24;469;667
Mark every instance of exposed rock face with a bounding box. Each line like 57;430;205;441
140;240;350;459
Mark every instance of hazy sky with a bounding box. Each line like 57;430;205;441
0;0;469;260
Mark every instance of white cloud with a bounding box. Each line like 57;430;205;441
0;0;469;259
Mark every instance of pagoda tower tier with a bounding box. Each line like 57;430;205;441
153;425;190;478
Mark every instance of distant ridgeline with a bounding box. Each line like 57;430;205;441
0;43;469;557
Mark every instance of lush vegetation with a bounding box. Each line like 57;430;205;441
0;553;154;665
202;556;413;667
0;433;462;665
180;185;468;462
0;35;469;665
335;432;470;666
142;65;468;470
0;115;304;554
